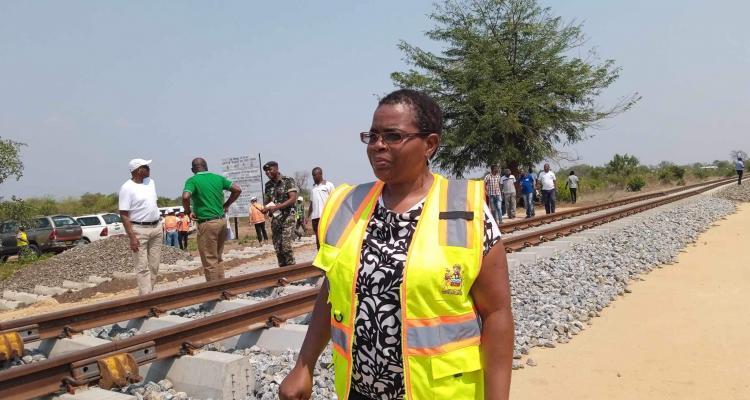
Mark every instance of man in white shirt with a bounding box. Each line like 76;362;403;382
308;167;335;249
565;171;580;204
537;163;557;214
500;169;517;219
736;157;744;185
119;158;162;295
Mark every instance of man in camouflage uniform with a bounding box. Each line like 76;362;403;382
263;161;298;267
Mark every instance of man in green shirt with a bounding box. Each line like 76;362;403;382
182;157;242;281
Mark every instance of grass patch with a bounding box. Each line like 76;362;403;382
0;252;54;281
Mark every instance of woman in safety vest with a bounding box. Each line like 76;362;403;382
280;89;513;400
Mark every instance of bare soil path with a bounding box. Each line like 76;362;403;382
510;203;750;400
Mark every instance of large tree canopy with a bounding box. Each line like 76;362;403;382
392;0;640;176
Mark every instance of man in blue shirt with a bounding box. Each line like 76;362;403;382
736;157;744;185
520;169;536;218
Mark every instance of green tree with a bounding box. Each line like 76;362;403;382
0;137;26;188
391;0;639;176
606;153;640;176
0;197;35;228
0;137;34;226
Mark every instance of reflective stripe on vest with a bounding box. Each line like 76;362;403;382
330;321;351;359
405;312;481;355
439;179;475;248
324;181;378;247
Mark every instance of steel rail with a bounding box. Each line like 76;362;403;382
0;178;728;345
0;178;729;346
0;262;321;344
0;178;733;399
0;288;318;400
500;177;733;234
502;178;730;251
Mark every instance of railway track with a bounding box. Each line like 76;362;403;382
0;177;733;400
500;177;734;234
502;177;733;251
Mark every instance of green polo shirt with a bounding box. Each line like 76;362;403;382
183;171;232;221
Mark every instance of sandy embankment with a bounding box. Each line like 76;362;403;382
510;203;750;399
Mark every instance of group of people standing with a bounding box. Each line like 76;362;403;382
161;209;191;250
118;157;241;294
484;163;580;223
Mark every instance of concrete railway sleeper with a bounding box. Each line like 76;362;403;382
0;288;318;400
0;262;320;348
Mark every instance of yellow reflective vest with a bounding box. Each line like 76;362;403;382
16;231;29;247
314;173;486;399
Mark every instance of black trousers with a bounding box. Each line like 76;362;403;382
569;188;577;203
311;218;320;249
178;231;189;250
738;170;743;185
541;189;556;214
254;222;268;242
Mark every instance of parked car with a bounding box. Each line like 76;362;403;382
75;213;127;243
0;215;83;261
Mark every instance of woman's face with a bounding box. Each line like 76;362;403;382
367;103;438;184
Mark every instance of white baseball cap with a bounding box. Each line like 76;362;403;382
129;158;152;172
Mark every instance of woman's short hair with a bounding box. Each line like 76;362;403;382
378;89;443;135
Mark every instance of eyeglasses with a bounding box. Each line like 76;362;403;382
359;131;432;145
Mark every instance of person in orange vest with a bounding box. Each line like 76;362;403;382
279;89;513;399
176;210;191;250
249;197;269;245
162;209;179;248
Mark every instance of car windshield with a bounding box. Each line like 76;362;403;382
0;222;18;234
102;214;122;224
76;217;101;226
52;216;79;227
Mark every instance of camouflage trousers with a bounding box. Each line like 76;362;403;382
271;215;296;267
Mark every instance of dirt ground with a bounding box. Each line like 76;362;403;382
510;202;750;400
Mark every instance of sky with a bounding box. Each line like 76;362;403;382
1;0;748;199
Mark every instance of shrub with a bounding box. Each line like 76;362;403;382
626;175;646;192
692;167;709;179
555;180;571;202
669;165;686;180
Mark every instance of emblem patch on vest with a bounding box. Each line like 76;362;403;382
442;264;463;295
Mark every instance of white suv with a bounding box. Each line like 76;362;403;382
75;213;127;243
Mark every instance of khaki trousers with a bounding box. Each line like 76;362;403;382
131;222;162;295
197;218;227;281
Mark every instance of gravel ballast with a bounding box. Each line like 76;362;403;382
0;236;192;292
715;182;750;202
229;195;736;398
32;191;747;398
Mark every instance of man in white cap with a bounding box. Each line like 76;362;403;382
119;158;162;295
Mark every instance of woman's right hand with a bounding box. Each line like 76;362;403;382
278;364;313;400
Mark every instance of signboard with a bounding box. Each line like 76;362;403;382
221;155;263;218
